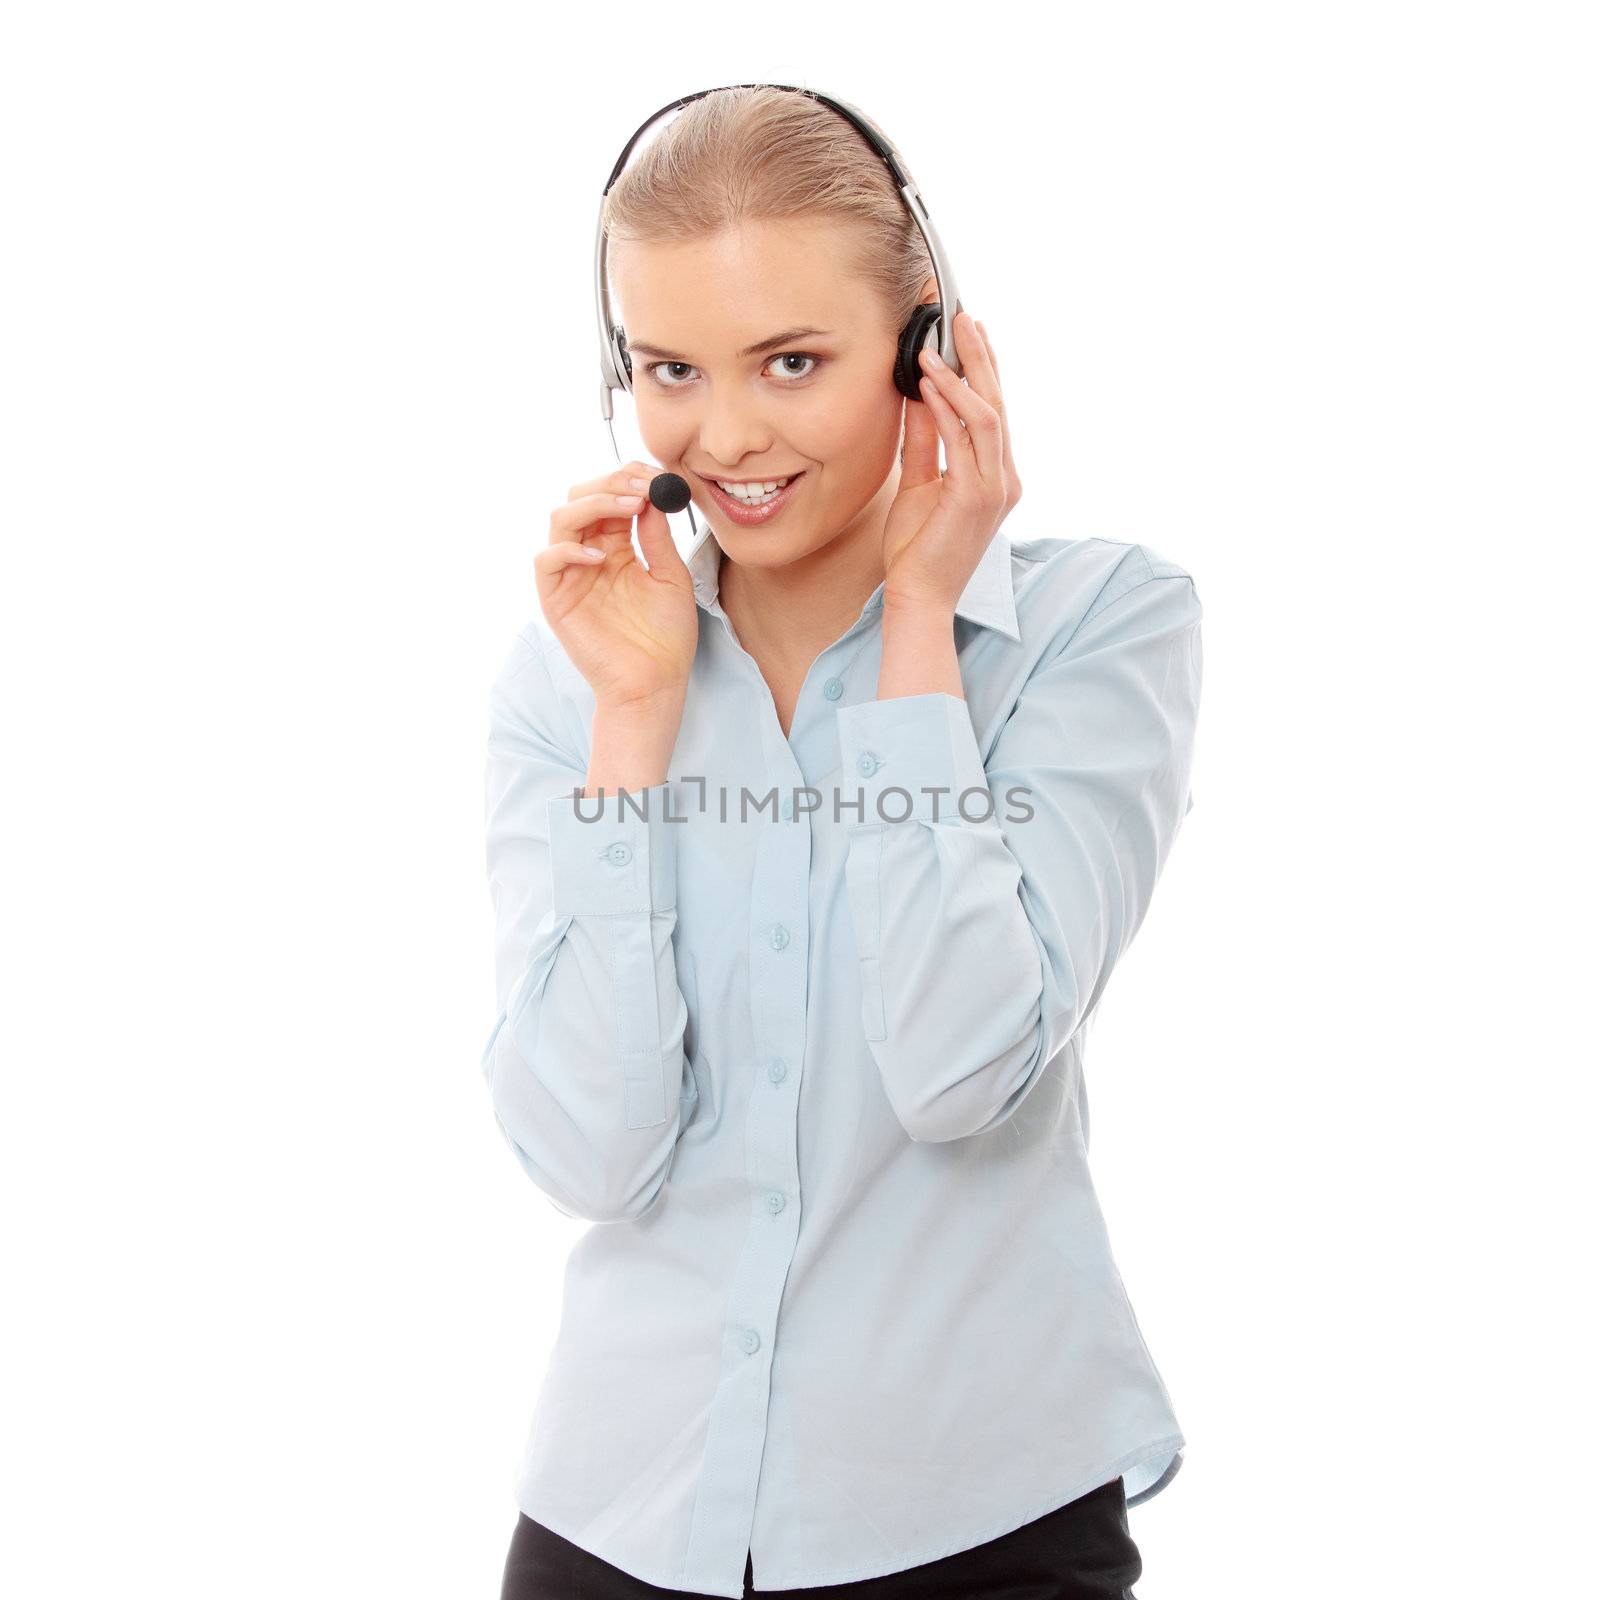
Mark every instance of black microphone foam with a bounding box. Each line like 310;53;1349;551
649;472;693;514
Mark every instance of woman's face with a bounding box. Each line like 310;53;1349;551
612;218;922;572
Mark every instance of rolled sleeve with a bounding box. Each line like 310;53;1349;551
835;692;996;828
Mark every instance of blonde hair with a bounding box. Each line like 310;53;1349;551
602;86;934;339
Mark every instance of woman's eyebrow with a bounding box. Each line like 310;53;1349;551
627;326;836;362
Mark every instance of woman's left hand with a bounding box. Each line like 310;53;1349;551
880;310;1024;611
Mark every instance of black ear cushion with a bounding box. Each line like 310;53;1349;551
614;325;633;388
894;303;944;401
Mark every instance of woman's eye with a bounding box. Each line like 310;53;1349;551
644;352;824;389
646;361;698;387
769;352;820;381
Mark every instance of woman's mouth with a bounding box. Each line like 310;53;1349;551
699;471;806;527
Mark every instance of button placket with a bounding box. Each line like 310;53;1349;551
701;708;808;1576
698;620;897;1587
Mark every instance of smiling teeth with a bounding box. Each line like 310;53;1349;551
716;477;792;503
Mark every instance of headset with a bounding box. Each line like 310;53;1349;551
593;83;966;533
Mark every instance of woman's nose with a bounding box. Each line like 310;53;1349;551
696;396;772;468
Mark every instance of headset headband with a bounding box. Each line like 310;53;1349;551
593;83;963;425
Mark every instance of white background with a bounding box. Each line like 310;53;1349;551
3;4;1595;1595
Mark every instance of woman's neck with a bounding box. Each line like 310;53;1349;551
718;468;899;676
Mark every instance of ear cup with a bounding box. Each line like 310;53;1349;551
894;302;943;401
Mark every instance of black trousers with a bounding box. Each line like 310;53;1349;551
499;1476;1143;1598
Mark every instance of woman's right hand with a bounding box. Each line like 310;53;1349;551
535;459;699;713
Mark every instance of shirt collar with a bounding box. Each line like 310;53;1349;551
685;517;1021;642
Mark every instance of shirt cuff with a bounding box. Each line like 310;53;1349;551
835;692;994;826
547;780;679;914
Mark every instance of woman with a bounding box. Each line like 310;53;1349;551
482;86;1202;1599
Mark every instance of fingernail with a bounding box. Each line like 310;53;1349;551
926;348;945;367
617;494;644;507
628;477;650;491
581;546;605;558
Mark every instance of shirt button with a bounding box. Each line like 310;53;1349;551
856;751;880;777
823;677;843;700
770;924;789;950
741;1328;762;1354
765;1191;786;1215
606;841;632;866
767;1057;787;1083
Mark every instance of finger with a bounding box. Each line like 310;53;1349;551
565;460;659;502
899;389;942;487
918;354;1002;487
974;319;1019;495
917;372;979;484
976;319;1000;381
550;490;647;553
633;498;691;583
952;311;999;410
533;536;609;605
948;316;1010;481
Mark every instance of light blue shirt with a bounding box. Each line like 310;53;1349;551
481;521;1203;1597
